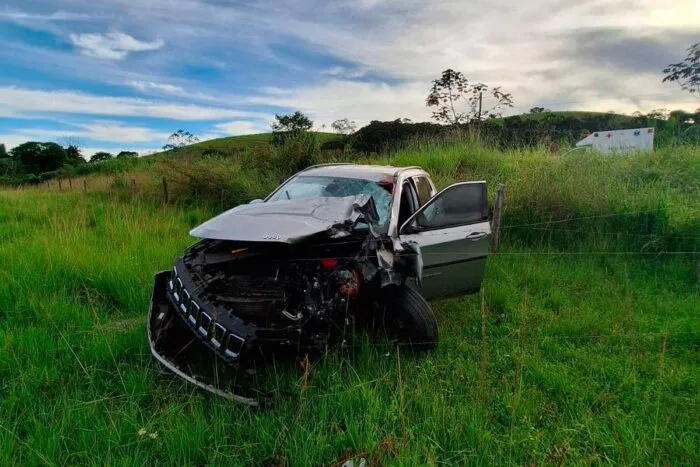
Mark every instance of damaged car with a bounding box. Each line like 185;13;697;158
148;164;491;403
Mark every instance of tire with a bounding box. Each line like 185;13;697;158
379;286;438;350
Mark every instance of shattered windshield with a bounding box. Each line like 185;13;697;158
268;175;393;226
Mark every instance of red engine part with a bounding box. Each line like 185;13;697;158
339;269;361;296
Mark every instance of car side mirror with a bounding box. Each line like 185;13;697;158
249;199;264;204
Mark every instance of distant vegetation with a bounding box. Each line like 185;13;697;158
350;110;700;153
2;107;699;187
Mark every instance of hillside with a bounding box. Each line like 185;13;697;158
170;131;340;157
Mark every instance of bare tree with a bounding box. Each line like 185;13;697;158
331;118;357;135
163;130;199;151
426;69;514;124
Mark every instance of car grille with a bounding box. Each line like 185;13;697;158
169;266;245;359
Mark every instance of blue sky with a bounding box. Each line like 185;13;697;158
0;0;698;157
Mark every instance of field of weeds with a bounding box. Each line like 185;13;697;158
1;140;698;464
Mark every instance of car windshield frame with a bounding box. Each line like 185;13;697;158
266;174;394;229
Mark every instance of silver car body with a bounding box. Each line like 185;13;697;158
191;163;491;301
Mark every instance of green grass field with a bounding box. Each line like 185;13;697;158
1;140;698;465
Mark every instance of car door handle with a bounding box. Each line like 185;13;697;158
466;231;487;241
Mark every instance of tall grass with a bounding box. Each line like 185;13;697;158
27;134;700;252
2;135;699;464
0;188;697;464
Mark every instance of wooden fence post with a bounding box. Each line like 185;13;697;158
58;179;62;191
131;179;137;198
491;183;505;253
162;177;169;204
83;179;87;192
68;178;73;190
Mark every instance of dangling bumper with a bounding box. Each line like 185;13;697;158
147;271;259;406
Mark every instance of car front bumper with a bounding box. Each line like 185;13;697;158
147;270;259;405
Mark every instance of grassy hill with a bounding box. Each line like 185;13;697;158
1;136;698;464
170;131;340;156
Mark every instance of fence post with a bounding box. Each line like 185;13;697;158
162;177;169;204
131;179;137;198
58;179;62;191
83;179;87;193
491;183;505;253
68;178;73;190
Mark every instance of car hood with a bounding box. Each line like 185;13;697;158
189;194;379;244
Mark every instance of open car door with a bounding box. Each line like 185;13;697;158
399;181;490;300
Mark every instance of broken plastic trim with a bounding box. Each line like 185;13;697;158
147;271;259;406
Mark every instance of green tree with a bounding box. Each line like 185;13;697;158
426;69;514;124
65;145;86;166
10;142;67;174
529;107;550;114
692;108;700;124
163;130;199;151
646;109;669;120
663;42;700;97
0;144;13;175
116;151;138;158
331;118;357;135
271;111;313;144
89;152;113;163
669;109;691;123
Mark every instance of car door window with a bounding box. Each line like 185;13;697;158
412;176;433;206
397;181;419;227
403;182;487;232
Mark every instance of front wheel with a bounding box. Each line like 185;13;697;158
377;286;438;350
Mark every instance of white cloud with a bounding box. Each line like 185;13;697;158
13;122;169;143
69;32;164;60
0;10;97;21
213;120;265;135
320;66;367;79
249;79;429;127
125;80;187;96
0;86;267;120
123;80;241;105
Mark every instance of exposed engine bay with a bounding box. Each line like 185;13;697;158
148;194;424;404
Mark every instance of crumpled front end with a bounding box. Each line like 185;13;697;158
148;194;423;402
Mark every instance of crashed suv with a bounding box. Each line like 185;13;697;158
148;164;491;403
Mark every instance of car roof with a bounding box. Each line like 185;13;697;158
299;164;423;182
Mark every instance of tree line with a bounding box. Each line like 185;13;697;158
0;142;139;183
